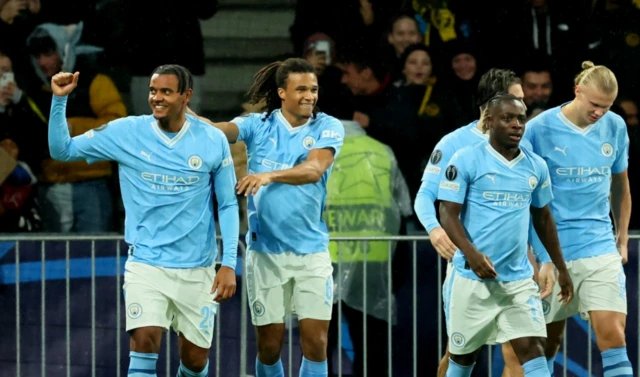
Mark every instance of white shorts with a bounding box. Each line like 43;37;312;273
445;270;546;355
245;250;334;326
123;260;218;349
543;253;627;323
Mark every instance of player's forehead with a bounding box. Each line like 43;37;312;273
496;99;526;116
149;73;179;90
580;84;617;105
507;83;524;100
285;72;318;88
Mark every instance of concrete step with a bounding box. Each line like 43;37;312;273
203;37;293;61
200;9;295;39
203;62;265;93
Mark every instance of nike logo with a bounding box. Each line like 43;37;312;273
554;146;567;156
140;150;152;161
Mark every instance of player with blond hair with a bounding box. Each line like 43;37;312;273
515;61;633;377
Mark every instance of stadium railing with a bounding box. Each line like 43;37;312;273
0;234;638;377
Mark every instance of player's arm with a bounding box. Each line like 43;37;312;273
414;141;458;258
186;108;240;142
48;72;123;163
210;138;240;303
529;162;573;304
611;124;631;262
437;153;497;279
236;120;344;195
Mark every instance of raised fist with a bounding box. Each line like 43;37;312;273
51;72;80;97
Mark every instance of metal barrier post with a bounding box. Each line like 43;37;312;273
337;241;343;377
116;241;121;377
362;239;368;377
15;241;21;377
66;241;71;377
412;240;418;377
41;241;46;377
387;240;393;377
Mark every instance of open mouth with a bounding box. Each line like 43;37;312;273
509;135;522;142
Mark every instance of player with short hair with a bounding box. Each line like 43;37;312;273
191;57;344;377
414;68;557;377
517;61;633;377
48;65;239;377
438;94;573;377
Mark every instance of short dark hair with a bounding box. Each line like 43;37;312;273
151;64;193;94
337;52;387;83
245;58;317;121
28;35;58;57
477;69;521;109
482;94;525;132
399;43;432;71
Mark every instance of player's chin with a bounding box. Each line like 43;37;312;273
297;105;314;117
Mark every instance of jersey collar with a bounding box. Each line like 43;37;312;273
276;109;311;134
150;118;192;148
485;143;525;169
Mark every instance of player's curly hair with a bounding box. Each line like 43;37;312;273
245;58;319;121
574;60;618;95
481;93;524;133
476;68;521;110
151;64;193;94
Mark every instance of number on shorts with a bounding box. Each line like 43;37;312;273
199;305;215;330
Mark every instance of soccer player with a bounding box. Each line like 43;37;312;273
520;61;633;377
414;68;556;377
190;58;344;377
437;94;573;377
47;65;239;377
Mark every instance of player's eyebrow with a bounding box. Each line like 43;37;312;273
589;101;608;108
149;86;174;92
295;85;319;90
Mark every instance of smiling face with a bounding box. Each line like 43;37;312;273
278;72;318;120
148;74;192;124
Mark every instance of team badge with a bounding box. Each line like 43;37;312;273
601;142;613;157
528;176;538;190
445;165;457;181
188;155;203;170
302;136;316;150
542;300;550;315
253;301;265;317
128;303;143;319
451;332;466;347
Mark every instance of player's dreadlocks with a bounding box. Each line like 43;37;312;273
481;93;524;132
245;58;318;121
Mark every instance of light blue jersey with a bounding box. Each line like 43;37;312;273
415;121;487;232
437;141;553;281
524;105;630;261
48;95;239;269
231;109;344;254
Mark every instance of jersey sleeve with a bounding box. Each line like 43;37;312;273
212;136;239;270
436;150;471;205
230;112;263;145
612;119;630;174
314;118;345;157
414;138;456;232
49;95;129;164
531;158;553;208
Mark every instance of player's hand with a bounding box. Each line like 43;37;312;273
51;72;79;97
556;269;574;305
537;263;556;300
236;172;272;196
353;111;370;127
466;250;497;279
211;266;236;303
617;238;628;265
428;227;457;260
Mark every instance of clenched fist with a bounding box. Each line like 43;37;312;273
51;72;80;97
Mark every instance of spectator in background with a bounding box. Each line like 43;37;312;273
26;22;127;232
325;104;413;377
614;97;639;229
0;51;49;173
381;14;422;81
0;138;41;232
123;0;218;115
0;0;41;82
447;41;480;126
290;0;400;57
521;62;554;121
302;33;353;119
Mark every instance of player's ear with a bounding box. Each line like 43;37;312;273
183;88;193;104
277;87;286;101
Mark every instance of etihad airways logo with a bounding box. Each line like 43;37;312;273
141;172;200;192
555;166;610;183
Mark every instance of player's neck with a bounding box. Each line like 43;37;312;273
562;101;590;129
281;108;308;127
489;139;520;161
158;113;187;133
